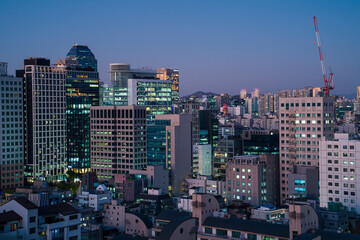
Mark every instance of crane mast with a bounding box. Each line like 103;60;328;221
313;16;334;97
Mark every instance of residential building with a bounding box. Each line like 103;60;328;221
18;58;67;182
319;133;360;213
156;68;179;101
0;71;24;190
147;114;192;194
183;175;225;197
78;184;112;211
0;210;25;239
151;210;195;240
193;144;212;176
279;97;334;203
103;200;153;236
226;155;280;206
90;105;147;181
0;198;81;240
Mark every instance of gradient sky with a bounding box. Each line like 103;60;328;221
1;0;360;96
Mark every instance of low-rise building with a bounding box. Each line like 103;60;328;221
78;184;112;211
226;155;280;206
183;175;225;197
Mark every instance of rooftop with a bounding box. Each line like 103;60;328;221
203;216;289;239
38;202;79;216
0;211;22;224
13;197;38;210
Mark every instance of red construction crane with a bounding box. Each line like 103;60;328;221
313;16;334;97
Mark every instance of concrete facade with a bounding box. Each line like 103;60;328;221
90;105;147;181
279;97;334;203
319;133;360;213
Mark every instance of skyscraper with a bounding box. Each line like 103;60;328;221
156;68;179;101
0;66;24;190
279;96;334;203
63;44;100;173
19;58;67;182
65;44;97;71
90;105;147;181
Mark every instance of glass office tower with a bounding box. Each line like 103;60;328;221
64;44;100;173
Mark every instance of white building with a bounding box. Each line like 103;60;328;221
78;184;112;211
0;197;81;240
193;144;212;176
23;58;67;182
319;133;360;213
183;175;226;197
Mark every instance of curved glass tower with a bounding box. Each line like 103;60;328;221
65;44;97;71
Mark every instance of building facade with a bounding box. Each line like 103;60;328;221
63;45;100;173
90;105;147;181
156;68;179;101
319;133;360;213
147;114;192;194
279;97;334;203
0;71;24;190
20;58;67;182
226;155;279;206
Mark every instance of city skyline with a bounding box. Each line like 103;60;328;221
1;0;360;96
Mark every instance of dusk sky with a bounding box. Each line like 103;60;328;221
1;0;360;96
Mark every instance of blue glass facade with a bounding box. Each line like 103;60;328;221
65;44;97;71
65;45;99;173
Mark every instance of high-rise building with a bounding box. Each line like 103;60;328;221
147;114;192;193
199;110;219;149
127;78;172;123
178;99;200;146
279;96;334;203
213;136;242;180
65;44;98;71
240;89;247;99
0;70;24;190
156;68;179;101
252;88;260;98
319;133;360;213
106;63;157;106
193;144;212;176
90;105;147;181
357;86;360;100
102;64;172;123
19;58;67;182
226;155;279;205
63;44;100;173
0;62;8;76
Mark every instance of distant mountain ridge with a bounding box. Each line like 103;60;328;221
182;91;219;98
